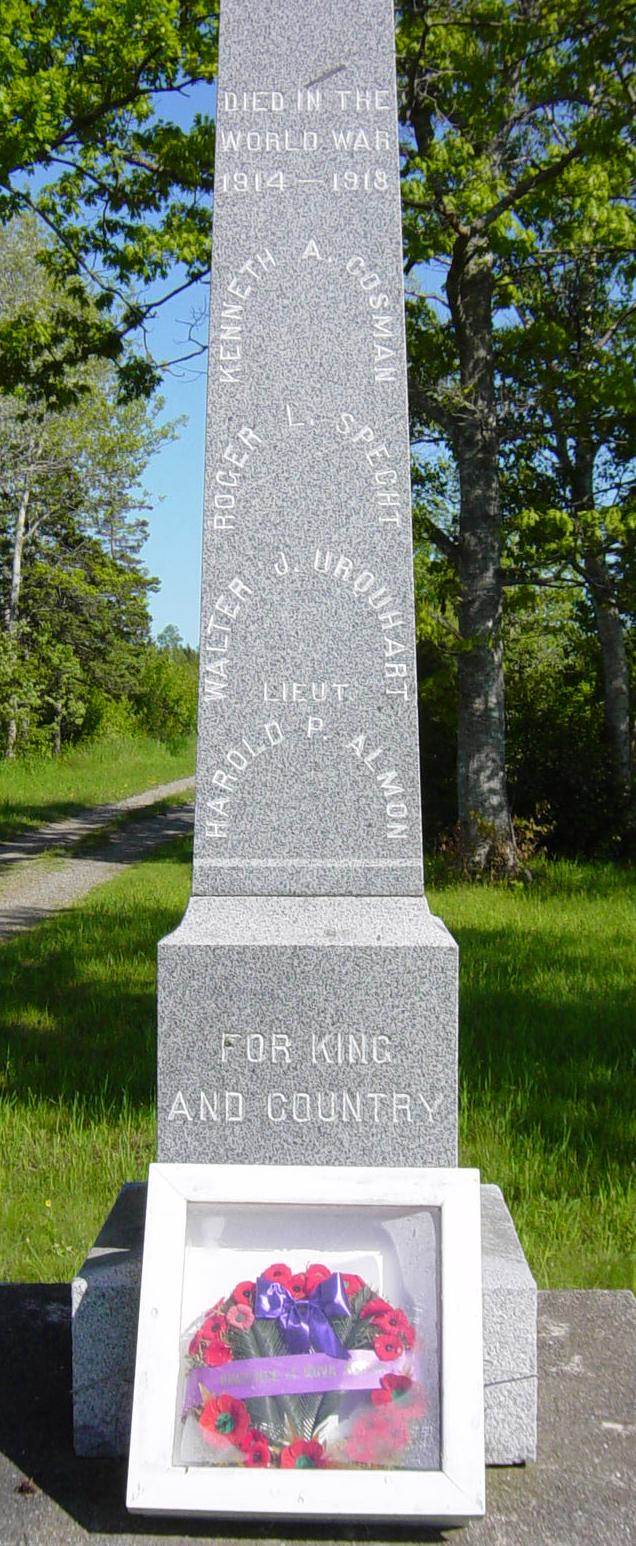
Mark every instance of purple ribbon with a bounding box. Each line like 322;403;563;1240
183;1350;398;1413
254;1272;351;1360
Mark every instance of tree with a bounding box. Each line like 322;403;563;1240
0;220;174;754
397;0;633;871
499;247;635;820
0;0;217;401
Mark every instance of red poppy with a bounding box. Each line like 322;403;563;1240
344;1409;410;1463
202;1336;233;1367
232;1281;255;1306
373;1309;415;1347
288;1272;308;1299
244;1435;271;1467
341;1273;365;1295
373;1332;404;1361
227;1303;254;1332
188;1329;204;1356
360;1296;392;1320
261;1262;292;1284
280;1438;326;1469
371;1373;414;1406
238;1426;265;1452
304;1263;331;1294
199;1394;250;1447
200;1311;227;1338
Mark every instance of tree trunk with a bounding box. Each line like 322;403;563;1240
446;233;517;872
5;481;31;632
571;450;632;812
4;480;32;757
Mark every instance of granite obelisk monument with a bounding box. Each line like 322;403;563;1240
73;0;537;1467
157;0;458;1169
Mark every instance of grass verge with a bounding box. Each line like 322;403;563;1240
0;733;196;843
0;846;633;1288
429;858;635;1291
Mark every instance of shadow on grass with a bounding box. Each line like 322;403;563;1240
455;920;634;1178
0;839;193;1114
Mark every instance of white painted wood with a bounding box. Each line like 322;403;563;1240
127;1164;484;1521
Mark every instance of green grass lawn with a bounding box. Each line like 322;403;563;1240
0;842;633;1288
0;733;196;843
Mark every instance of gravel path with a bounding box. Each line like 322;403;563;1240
0;781;194;941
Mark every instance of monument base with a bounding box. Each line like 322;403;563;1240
72;1180;537;1466
157;897;460;1167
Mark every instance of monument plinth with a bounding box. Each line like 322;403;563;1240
72;0;537;1475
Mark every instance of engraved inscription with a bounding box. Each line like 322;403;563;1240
336;411;402;525
211;424;263;531
314;549;409;699
204;575;253;701
263;680;351;704
348;732;409;839
206;720;284;840
217;248;276;381
167;1087;444;1127
346;256;396;382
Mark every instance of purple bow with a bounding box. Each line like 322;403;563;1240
255;1272;351;1360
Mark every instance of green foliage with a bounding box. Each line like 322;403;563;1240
0;0;218;398
132;643;198;746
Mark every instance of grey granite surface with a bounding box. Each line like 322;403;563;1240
193;0;423;896
71;1181;536;1467
6;1284;635;1543
157;897;457;1165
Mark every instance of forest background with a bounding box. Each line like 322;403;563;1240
0;0;634;869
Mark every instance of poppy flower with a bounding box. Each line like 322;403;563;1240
244;1435;270;1467
199;1394;250;1447
304;1263;331;1294
342;1273;365;1295
371;1373;414;1406
232;1281;255;1306
203;1335;233;1367
188;1329;204;1356
280;1438;326;1468
373;1332;404;1361
227;1303;254;1332
373;1309;415;1348
262;1262;292;1284
238;1426;266;1452
287;1272;308;1300
360;1296;392;1320
200;1311;227;1338
344;1410;410;1463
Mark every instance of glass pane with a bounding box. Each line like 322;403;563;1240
174;1201;441;1472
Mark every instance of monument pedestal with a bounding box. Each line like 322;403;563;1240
72;1181;536;1466
158;896;458;1166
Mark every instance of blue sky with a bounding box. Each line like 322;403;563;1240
132;80;213;648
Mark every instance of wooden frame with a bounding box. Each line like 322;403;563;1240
127;1164;484;1522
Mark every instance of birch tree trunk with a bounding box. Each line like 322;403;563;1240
446;234;517;871
4;478;32;758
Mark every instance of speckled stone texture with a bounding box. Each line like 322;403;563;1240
193;0;423;896
71;1182;536;1464
158;895;457;1165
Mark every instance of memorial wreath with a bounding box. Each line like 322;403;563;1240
182;1260;424;1469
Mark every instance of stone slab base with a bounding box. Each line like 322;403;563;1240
72;1179;536;1465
